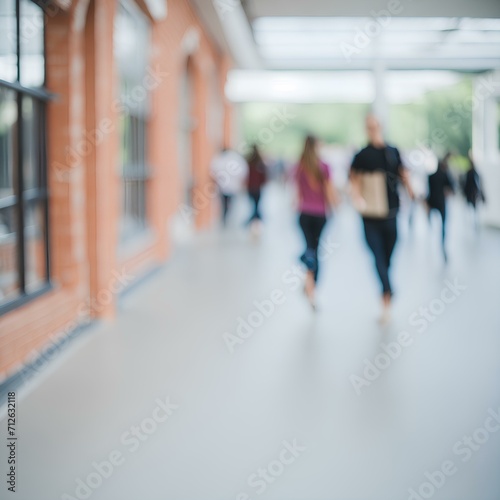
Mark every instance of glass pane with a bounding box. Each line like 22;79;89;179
119;178;147;242
115;1;150;244
22;95;40;190
24;199;47;292
0;0;17;83
497;101;500;150
119;113;131;167
0;86;18;202
114;1;151;117
0;205;20;303
19;0;45;87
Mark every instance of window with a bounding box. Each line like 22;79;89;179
0;0;50;312
114;0;151;243
497;100;500;151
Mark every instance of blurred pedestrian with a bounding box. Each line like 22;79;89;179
350;114;414;324
210;147;248;226
426;152;455;262
246;144;268;232
294;136;339;309
463;155;486;230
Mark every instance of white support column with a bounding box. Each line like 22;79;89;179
372;60;388;133
473;70;500;228
232;102;245;153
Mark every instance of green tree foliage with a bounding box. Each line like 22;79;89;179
241;76;474;162
389;77;473;157
241;102;369;161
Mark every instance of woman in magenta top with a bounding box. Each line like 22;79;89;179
294;136;339;308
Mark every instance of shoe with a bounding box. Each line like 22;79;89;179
304;273;317;311
305;289;316;311
249;220;261;239
309;298;317;311
378;307;391;326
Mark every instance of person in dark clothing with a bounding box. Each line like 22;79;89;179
246;145;267;227
350;114;414;324
463;158;486;230
426;152;455;262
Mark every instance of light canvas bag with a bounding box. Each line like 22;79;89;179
359;170;389;218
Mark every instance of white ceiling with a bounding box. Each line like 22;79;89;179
242;0;500;20
252;16;500;71
191;1;500;72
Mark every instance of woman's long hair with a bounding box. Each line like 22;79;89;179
298;135;323;189
247;144;263;168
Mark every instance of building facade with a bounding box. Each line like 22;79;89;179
0;0;233;380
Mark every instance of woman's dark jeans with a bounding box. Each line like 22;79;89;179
248;190;262;222
299;213;327;283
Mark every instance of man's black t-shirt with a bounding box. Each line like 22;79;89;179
351;144;403;216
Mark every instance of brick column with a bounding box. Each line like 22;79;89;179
148;23;172;262
46;7;88;298
190;56;211;229
220;54;234;150
84;0;120;318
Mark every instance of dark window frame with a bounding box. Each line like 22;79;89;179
0;0;52;316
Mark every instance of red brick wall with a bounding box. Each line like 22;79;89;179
0;0;233;380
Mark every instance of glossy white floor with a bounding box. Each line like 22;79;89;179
2;183;500;500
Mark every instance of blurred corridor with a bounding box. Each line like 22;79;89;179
2;184;500;499
1;0;500;499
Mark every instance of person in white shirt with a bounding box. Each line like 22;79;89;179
210;148;248;225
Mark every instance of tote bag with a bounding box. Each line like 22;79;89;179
359;170;389;218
